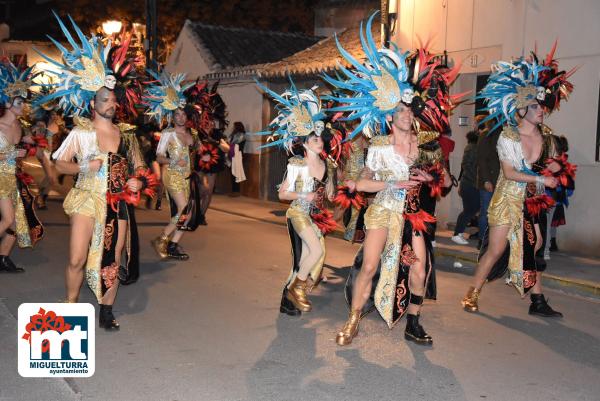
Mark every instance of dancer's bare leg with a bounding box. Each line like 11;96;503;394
65;214;95;302
471;224;510;290
351;227;388;310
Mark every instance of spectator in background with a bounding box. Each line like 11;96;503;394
452;130;480;245
228;121;246;197
476;118;501;249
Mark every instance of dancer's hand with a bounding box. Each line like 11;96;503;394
547;161;561;173
127;178;142;192
410;168;433;182
177;158;187;167
302;192;316;202
344;179;357;192
544;176;558;189
392;180;420;189
16;149;27;158
484;181;494;192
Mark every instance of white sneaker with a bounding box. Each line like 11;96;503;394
451;235;469;245
431;240;437;248
544;250;551;260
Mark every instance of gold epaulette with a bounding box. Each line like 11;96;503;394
18;117;31;128
501;125;520;141
417;130;440;146
539;123;553;136
369;135;390;147
73;116;94;131
117;122;137;134
288;155;306;166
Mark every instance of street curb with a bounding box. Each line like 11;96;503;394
210;205;600;298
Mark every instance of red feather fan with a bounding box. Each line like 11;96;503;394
525;194;556;217
310;209;337;235
197;143;220;172
424;163;445;198
541;153;577;188
106;169;159;210
334;185;365;210
404;210;436;233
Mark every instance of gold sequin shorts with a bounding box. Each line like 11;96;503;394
0;172;16;199
363;204;392;230
63;188;105;222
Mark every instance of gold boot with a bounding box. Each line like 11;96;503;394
461;287;481;312
151;234;169;259
336;309;361;346
286;277;312;312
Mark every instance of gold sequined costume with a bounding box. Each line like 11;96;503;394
53;119;145;301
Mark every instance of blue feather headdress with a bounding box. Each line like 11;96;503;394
322;12;414;139
477;57;549;131
142;70;192;125
33;12;115;117
255;76;325;150
0;60;37;104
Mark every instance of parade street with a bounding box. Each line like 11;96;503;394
1;198;599;401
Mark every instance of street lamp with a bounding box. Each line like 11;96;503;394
102;20;122;36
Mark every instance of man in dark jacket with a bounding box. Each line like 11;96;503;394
476;121;501;249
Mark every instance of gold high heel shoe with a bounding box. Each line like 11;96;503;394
151;233;170;259
286;277;312;312
336;309;361;346
461;287;481;312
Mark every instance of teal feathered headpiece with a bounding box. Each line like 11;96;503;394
142;70;192;125
33;12;115;117
322;12;415;138
255;76;325;151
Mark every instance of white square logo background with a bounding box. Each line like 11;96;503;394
18;303;95;378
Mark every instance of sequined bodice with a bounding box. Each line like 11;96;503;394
0;131;16;175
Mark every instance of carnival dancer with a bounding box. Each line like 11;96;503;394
256;79;336;316
461;44;576;317
148;72;205;260
37;13;155;329
324;13;454;345
195;84;229;225
0;61;44;272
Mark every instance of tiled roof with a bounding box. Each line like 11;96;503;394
204;22;380;80
186;21;322;71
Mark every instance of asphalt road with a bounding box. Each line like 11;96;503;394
1;202;599;401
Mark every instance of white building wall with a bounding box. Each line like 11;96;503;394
393;0;600;256
165;22;212;78
216;80;264;154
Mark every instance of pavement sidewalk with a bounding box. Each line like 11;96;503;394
208;194;600;299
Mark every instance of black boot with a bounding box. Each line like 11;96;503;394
404;314;433;345
549;238;558;252
199;214;207;226
529;294;563;317
279;289;301;316
98;304;120;330
0;255;25;273
167;241;189;260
